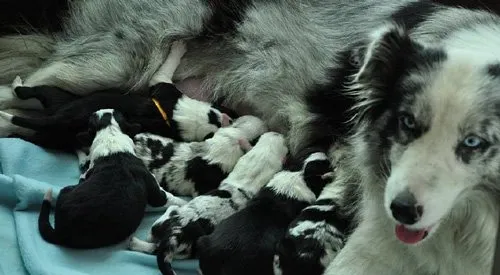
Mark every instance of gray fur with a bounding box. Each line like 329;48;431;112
3;1;500;273
0;0;411;155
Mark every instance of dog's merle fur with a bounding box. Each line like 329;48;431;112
133;115;267;197
4;0;500;273
37;109;183;249
127;132;288;274
196;152;332;275
0;42;232;151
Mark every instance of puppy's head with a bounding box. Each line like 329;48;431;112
351;25;500;245
76;109;141;146
173;96;233;141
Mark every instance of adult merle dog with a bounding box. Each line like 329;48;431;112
1;0;500;274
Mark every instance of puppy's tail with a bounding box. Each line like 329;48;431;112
0;34;55;84
38;188;60;245
155;240;177;275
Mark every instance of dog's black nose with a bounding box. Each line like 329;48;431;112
390;191;423;225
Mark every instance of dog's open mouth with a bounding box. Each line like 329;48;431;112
395;224;430;244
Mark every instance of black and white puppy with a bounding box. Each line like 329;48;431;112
133;115;267;197
127;132;288;275
196;152;333;275
37;109;184;249
0;41;232;151
273;148;359;275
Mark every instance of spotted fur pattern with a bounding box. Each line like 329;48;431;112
127;132;288;274
133;115;267;197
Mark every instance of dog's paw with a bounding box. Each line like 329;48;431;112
128;236;157;254
273;254;283;275
12;76;23;89
0;85;43;110
0;85;17;110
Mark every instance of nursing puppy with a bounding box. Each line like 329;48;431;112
127;132;288;274
133;115;267;197
0;41;232;151
197;152;333;275
38;109;184;249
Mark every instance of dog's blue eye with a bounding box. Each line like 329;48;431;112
462;135;484;148
398;114;416;130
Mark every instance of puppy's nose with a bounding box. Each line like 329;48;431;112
221;113;231;127
390;191;423;225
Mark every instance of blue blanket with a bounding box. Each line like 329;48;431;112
0;138;198;275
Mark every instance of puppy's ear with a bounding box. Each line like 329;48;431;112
76;131;92;146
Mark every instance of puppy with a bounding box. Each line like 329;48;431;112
196;152;333;275
127;132;288;275
37;109;184;249
273;148;359;275
133;115;267;197
0;41;232;151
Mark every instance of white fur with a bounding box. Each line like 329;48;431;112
88;109;135;167
149;41;187;86
128;237;157;254
146;131;288;260
267;170;316;203
173;96;225;141
134;115;267;197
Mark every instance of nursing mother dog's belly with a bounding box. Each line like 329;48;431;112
176;77;255;115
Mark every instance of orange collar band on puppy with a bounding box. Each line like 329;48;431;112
152;98;171;127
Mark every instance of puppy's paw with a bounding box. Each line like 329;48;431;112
0;85;16;109
128;236;157;254
43;188;53;202
12;76;23;89
273;254;283;275
0;85;42;110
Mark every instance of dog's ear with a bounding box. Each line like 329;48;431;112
350;25;438;123
355;25;420;92
76;131;93;146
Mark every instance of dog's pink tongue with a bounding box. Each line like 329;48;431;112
395;225;426;244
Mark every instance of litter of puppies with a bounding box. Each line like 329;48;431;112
8;41;340;275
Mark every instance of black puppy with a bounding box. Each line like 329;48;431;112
196;152;333;275
0;41;232;151
37;109;184;249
